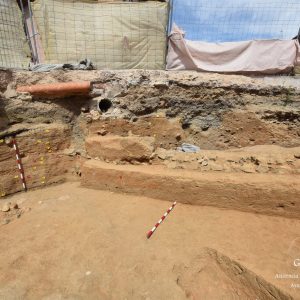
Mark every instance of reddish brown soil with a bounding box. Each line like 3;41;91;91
82;160;300;219
1;182;300;299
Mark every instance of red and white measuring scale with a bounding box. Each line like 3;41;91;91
146;201;177;239
12;138;27;191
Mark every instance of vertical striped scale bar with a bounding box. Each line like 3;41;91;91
146;202;177;239
12;138;27;191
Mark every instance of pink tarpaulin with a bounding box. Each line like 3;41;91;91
166;24;300;75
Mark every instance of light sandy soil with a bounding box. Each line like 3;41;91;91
1;182;300;299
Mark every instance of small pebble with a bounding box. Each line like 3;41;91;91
2;219;10;225
86;271;91;276
97;129;108;136
201;160;208;167
1;203;10;212
81;106;89;112
10;202;18;210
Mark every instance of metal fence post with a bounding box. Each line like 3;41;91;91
19;0;35;64
168;0;174;34
26;0;39;64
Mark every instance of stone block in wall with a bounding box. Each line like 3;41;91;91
88;116;185;149
85;135;154;162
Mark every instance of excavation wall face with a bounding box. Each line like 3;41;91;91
5;70;300;150
87;71;300;151
81;160;300;219
112;83;300;150
0;124;73;196
0;69;299;213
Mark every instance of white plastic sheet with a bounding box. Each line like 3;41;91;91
32;0;169;69
167;24;300;75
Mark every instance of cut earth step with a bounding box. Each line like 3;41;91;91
81;160;300;219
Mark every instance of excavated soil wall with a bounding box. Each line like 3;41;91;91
0;69;299;214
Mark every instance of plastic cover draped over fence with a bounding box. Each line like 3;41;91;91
32;0;169;69
167;25;300;75
0;0;30;69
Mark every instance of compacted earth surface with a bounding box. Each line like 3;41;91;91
1;182;300;300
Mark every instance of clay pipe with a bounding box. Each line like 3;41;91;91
17;81;91;97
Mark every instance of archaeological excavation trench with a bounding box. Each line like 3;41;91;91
1;69;299;217
1;68;300;299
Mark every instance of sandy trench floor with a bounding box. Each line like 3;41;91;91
0;182;300;300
